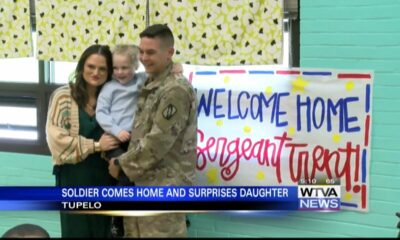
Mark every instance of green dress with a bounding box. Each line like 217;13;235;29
54;108;116;238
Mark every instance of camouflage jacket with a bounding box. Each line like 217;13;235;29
119;63;197;186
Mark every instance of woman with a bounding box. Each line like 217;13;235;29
46;44;120;238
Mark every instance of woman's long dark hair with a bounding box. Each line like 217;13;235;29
70;44;113;109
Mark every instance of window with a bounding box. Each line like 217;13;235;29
52;61;76;84
0;57;39;83
0;106;37;140
0;57;52;153
0;28;49;153
0;31;39;144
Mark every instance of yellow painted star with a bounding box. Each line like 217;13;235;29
223;76;231;84
264;86;273;95
288;127;296;136
205;167;218;184
256;171;265;180
292;76;309;93
345;81;355;91
344;192;352;201
243;125;252;134
332;133;341;143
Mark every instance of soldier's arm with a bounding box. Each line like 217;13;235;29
119;85;191;182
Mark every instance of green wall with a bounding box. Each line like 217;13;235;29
0;152;60;237
298;0;400;237
1;0;399;237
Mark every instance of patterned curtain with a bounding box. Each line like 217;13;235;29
0;0;33;58
150;0;283;65
35;0;146;61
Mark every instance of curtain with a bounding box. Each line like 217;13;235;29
35;0;146;61
0;0;33;58
149;0;283;65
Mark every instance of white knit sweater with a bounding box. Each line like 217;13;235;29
46;85;96;165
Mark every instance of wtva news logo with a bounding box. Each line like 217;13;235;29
298;184;341;211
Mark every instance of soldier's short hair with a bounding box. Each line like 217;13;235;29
139;24;174;48
2;223;50;238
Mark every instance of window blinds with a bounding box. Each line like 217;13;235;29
149;0;283;65
0;0;33;58
35;0;146;61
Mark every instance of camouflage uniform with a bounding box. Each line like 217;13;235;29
119;63;197;237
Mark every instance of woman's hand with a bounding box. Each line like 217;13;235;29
99;133;120;151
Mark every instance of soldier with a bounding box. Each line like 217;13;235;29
108;24;197;237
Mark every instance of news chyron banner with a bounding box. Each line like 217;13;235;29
0;185;340;211
190;66;372;212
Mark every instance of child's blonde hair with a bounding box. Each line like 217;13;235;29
112;44;140;70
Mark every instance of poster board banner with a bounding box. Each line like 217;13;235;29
190;66;373;212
